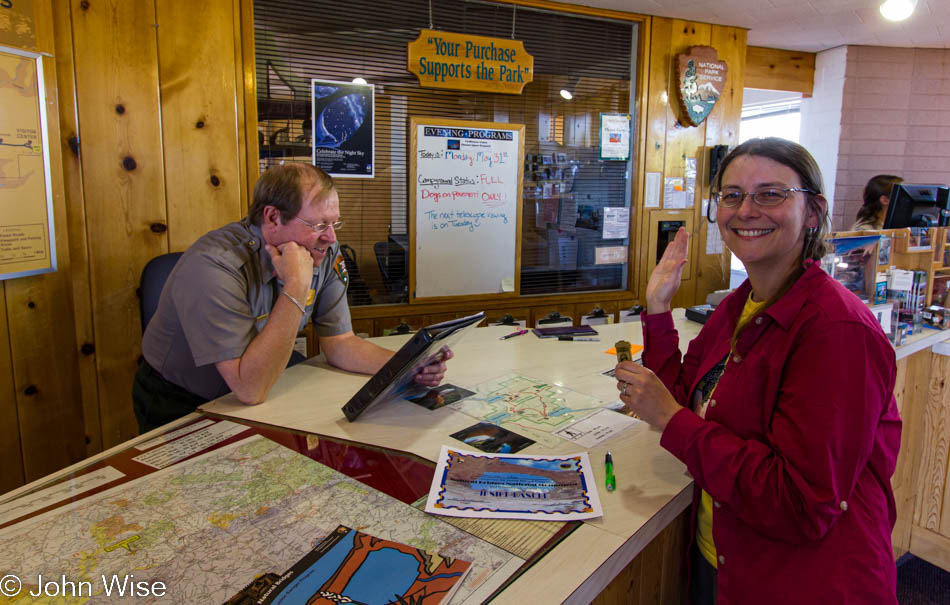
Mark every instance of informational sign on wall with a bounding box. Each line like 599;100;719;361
407;29;534;95
0;45;55;280
410;117;524;300
311;79;374;178
0;0;36;50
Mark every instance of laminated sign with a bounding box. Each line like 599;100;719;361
675;46;728;127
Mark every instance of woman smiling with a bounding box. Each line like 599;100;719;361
615;138;901;604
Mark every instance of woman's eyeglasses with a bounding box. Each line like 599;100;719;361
713;187;815;208
295;217;345;233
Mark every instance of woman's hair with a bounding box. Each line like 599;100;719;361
855;174;902;224
249;163;335;226
712;137;830;262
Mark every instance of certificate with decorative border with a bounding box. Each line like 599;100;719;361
425;446;603;521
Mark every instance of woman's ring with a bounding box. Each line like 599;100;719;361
621;382;628;396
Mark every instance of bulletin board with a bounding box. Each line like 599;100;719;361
410;117;524;302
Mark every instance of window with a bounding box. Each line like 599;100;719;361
255;0;637;305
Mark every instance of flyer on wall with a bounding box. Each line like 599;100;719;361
311;79;374;178
599;112;631;161
425;446;603;521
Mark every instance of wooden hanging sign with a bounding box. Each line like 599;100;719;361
675;46;727;127
407;29;534;95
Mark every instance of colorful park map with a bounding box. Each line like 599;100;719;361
0;47;51;277
449;373;613;446
0;435;521;604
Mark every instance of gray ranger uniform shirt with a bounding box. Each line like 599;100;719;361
142;218;351;400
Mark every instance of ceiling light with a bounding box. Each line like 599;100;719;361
880;0;917;22
352;77;368;85
559;89;573;100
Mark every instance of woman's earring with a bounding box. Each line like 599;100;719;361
806;226;818;237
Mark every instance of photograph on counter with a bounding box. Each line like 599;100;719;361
407;384;476;410
541;154;553;165
554;152;568;164
310;78;374;178
450;422;536;454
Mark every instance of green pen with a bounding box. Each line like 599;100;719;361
605;451;616;492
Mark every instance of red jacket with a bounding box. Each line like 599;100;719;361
643;262;900;604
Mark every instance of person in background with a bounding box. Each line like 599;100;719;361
615;138;901;604
133;163;452;433
852;174;903;231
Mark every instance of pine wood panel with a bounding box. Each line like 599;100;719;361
664;20;711;311
636;16;671;306
3;1;86;482
157;0;245;250
891;350;930;557
913;351;950;533
0;291;25;492
233;0;254;217
70;0;167;447
744;46;815;96
51;0;102;456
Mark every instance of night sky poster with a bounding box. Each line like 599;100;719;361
310;79;374;178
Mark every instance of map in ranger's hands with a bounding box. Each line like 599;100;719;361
0;435;521;605
448;373;613;446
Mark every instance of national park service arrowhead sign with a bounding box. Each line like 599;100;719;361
675;46;727;127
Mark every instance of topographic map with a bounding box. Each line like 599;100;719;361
449;373;612;446
0;48;50;274
0;436;521;604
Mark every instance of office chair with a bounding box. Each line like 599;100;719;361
373;241;408;294
138;252;184;334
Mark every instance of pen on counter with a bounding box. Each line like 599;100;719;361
500;329;528;340
557;336;600;342
605;451;616;492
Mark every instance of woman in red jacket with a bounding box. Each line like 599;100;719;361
615;138;901;604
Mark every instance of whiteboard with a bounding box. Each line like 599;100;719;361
410;118;524;301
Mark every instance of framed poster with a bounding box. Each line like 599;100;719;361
311;79;374;178
0;45;56;280
599;113;630;161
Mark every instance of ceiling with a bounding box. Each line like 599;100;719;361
558;0;950;52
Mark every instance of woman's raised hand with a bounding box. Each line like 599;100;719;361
645;227;689;315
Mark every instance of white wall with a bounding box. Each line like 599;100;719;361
800;46;847;226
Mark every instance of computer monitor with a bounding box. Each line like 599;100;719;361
882;183;950;229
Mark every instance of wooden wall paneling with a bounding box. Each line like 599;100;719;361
931;352;950;535
636;17;671;306
71;0;167;447
3;1;85;482
51;0;102;456
692;25;746;306
157;0;244;251
351;319;374;339
0;291;25;492
744;46;815;96
663;20;710;311
909;525;950;574
233;0;253;216
891;352;926;557
913;351;950;533
628;18;652;299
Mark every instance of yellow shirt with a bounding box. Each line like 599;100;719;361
696;293;768;567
